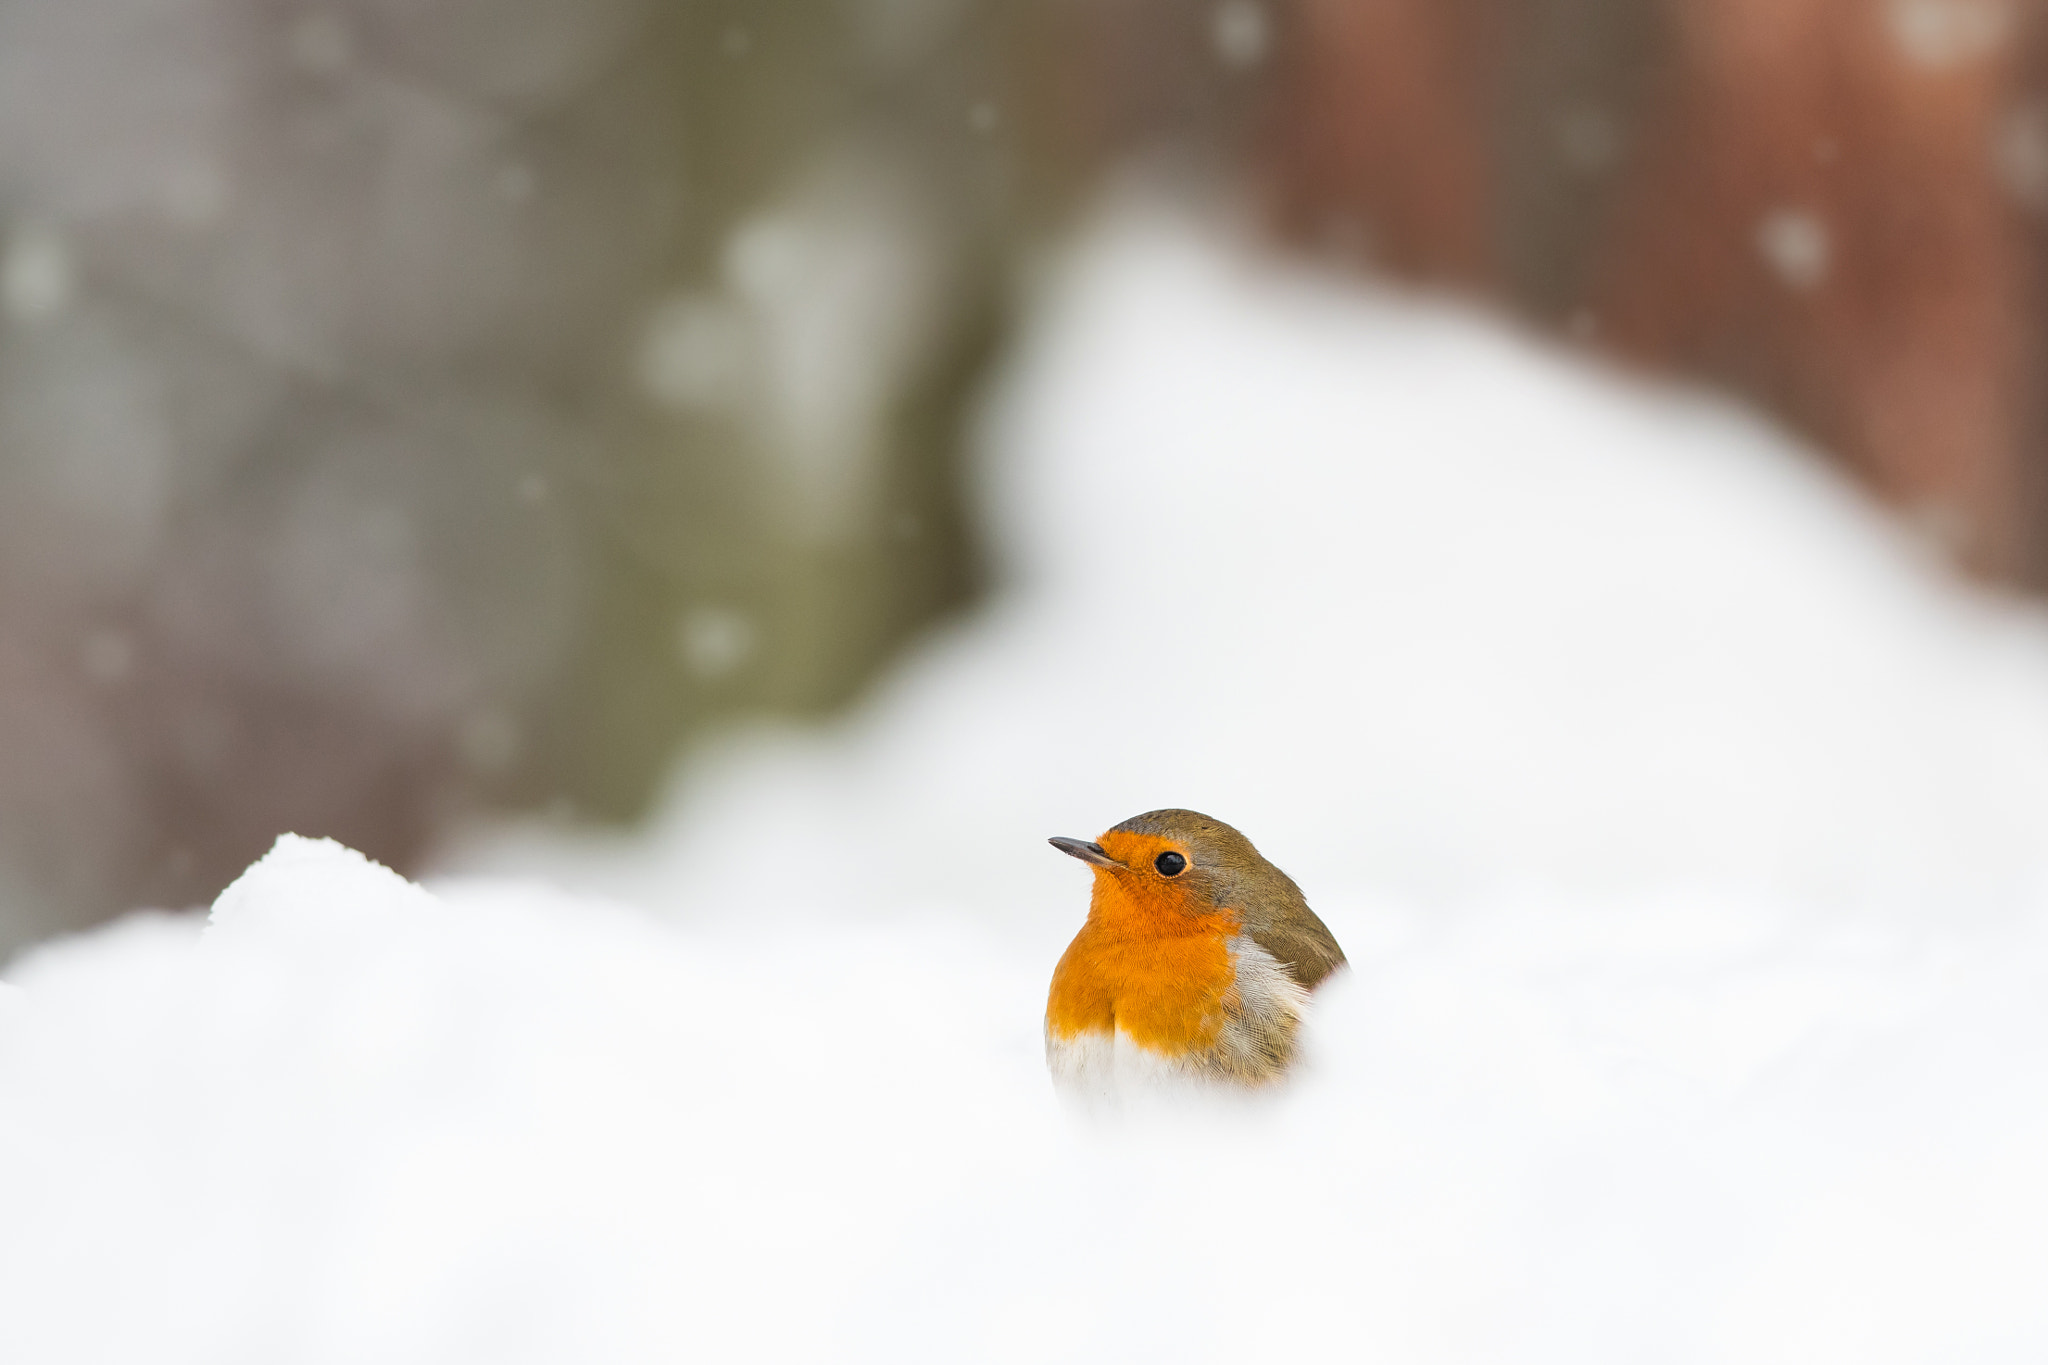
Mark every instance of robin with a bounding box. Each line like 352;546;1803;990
1045;808;1346;1099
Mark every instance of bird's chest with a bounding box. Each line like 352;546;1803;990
1045;929;1238;1058
1045;924;1309;1098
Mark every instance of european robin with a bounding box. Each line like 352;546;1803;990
1045;809;1346;1098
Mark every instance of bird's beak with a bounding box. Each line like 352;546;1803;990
1049;836;1124;870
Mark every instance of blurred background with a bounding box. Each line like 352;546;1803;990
4;0;2046;956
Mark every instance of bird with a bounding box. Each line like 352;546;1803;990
1045;808;1345;1101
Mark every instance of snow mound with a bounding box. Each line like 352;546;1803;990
464;204;2048;930
0;836;1054;1362
5;838;2048;1361
9;207;2048;1361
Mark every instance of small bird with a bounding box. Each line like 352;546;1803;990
1045;808;1345;1100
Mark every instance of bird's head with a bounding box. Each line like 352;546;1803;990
1049;808;1288;934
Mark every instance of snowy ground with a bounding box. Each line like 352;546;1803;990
6;204;2048;1362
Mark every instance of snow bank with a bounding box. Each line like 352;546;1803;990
0;836;1054;1362
6;837;2047;1362
8;206;2048;1361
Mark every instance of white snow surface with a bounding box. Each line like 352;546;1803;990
8;206;2048;1361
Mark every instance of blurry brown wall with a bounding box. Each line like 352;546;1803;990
1262;0;2048;579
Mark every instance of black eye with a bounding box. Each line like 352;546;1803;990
1154;851;1187;877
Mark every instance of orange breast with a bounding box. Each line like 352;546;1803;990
1046;926;1238;1056
1045;840;1241;1059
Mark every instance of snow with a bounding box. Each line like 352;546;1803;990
7;204;2048;1361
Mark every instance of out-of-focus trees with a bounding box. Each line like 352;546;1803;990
6;0;2045;955
0;0;1028;950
